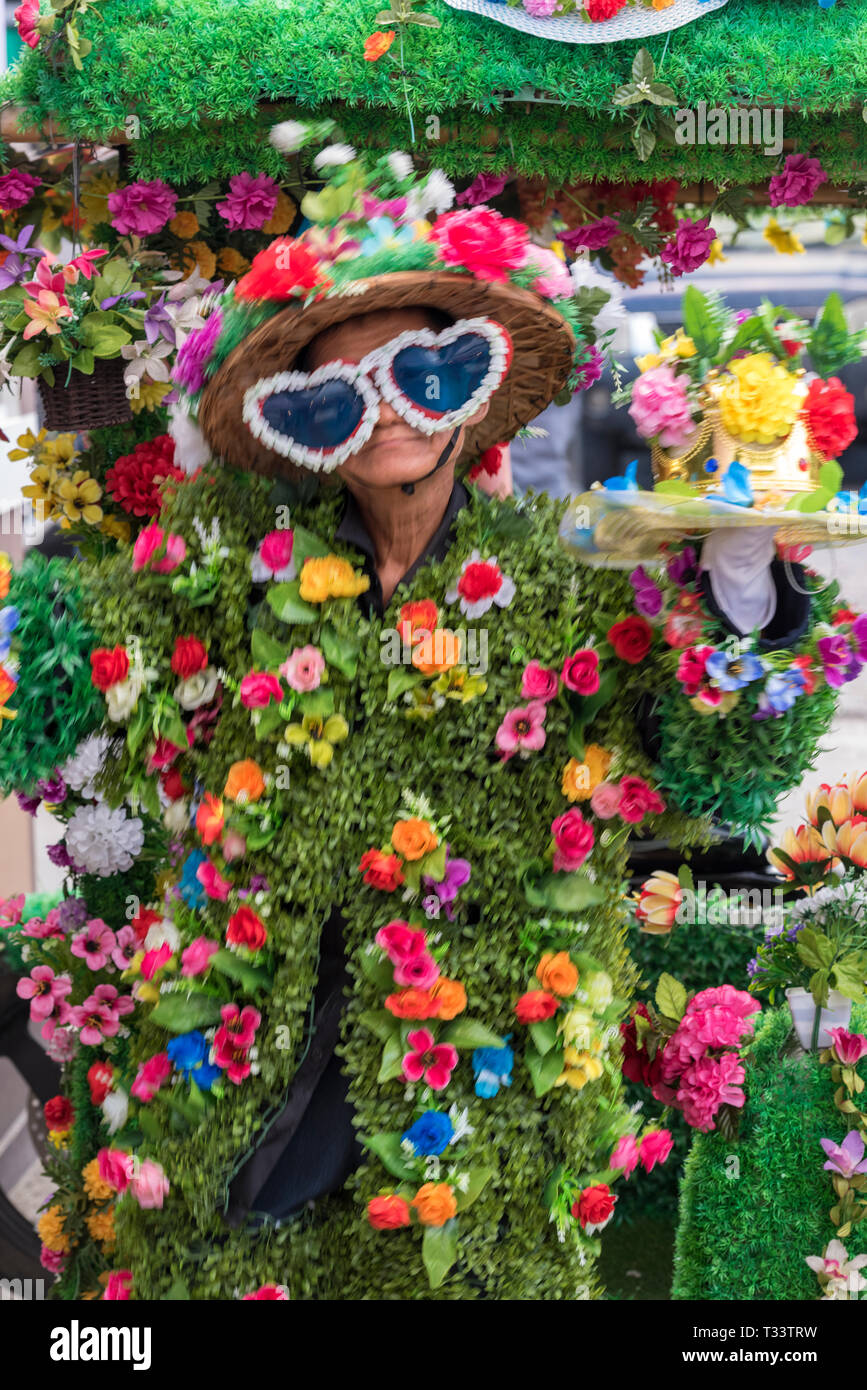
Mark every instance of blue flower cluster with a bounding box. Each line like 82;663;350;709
167;1030;221;1091
472;1042;513;1098
401;1110;454;1157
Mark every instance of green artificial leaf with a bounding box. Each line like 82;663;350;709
830;952;867;1003
254;701;285;742
646;81;677;107
565;665;617;728
440;1018;504;1050
162;1278;191;1301
521;862;605;912
809;291;856;378
422;1221;458;1290
387;667;420;702
291;524;331;569
677;862;695;893
158;704;188;750
454;1167;495;1211
320;623;360;679
796;928;836;971
681;285;722;359
266;581;318;625
126;700;151;758
250;628;287;669
809;968;830;1007
612;84;644;107
525;1041;565;1096
358;1009;399;1042
529;1017;559;1055
297;686;334;718
150;992;223;1033
89;326;132;358
10;342;43;378
566;721;586;761
543;1164;565;1209
819;460;844;494
632;47;655;83
655;972;688;1022
359;950;397;993
377;1033;405;1084
362;1131;417;1182
632;126;656;163
71;347;95;374
210;947;272;994
244;822;279;852
418;839;447;884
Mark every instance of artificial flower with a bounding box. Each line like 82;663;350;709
445;551;515;619
628;364;695;447
551;807;594;871
226;906;267;951
803;376;857;460
105;435;184;517
391;817;438;861
556;1048;603;1090
495;701;547;759
359;848;405;892
402;1111;454;1157
635;870;682;933
608;616;653;664
90;645;129;692
107;180;178;236
640;1129;674;1171
299;555;370;603
224;759;266;804
131;523;186;573
240;670;283;708
411;1183;458;1227
216;172;279;231
660;217;716;277
828;1028;867;1065
363;30;395;60
536;951;579;997
367;1194;411;1228
472;1042;514;1098
763;217;805;256
402;1028;458;1089
252;528;295;583
821;1131;867;1179
520;660;558;702
561;745;611;802
515;990;559;1024
805;1239;867;1299
768;153;827;208
284;711;349;767
429;206;527;284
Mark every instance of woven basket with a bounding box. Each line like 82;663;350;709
38;357;132;432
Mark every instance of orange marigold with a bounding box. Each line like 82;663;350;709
82;1157;114;1203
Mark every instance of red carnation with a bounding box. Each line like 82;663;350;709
429;207;528;285
235;240;329;302
803;376;857;461
458;561;503;604
105;435;184;518
90;646;129;692
226;906;267;952
619;1004;675;1102
585;0;627;18
608;616;653;664
171;635;208;679
468;443;507;481
44;1096;74;1132
515;990;559;1024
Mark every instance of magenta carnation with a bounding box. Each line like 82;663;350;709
574;344;603;390
677;1052;746;1131
628;363;695;447
560;217;619;253
0;168;41;211
660;217;716;278
768;154;827;209
216;172;279;231
107;180;178;236
172;310;223;394
456;171;511;207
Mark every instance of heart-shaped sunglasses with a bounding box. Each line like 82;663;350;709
241;317;512;472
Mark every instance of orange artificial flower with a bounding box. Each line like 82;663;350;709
429;976;467;1020
561;745;612;803
411;629;461;676
262;189;297;236
364;30;396;61
169;211;199;239
536;951;579;998
0;553;11;601
385;987;442;1019
217;247;251;277
391;817;438;861
411;1182;457;1227
196;793;225;846
223;759;266;805
398;599;439;645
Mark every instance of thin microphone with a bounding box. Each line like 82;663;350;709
401;428;461;495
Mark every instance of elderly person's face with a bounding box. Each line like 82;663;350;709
303;307;490;493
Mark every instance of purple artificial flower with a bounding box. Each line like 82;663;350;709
0;169;41;211
216;172;279;231
456;172;511;208
660;217;716;278
47;841;75;870
852;614;867;662
821;1131;867;1179
560;217;619;253
421;847;471;921
574;344;603;390
107;180;178;236
746;957;766;978
99;290;146;310
785;922;805;942
249;875;270;894
818;634;861;688
16;790;41;816
0;224;41;290
35;772;66;803
172;309;223;394
667;546;698;587
629;565;663;618
58;896;89;932
768;154;827;209
361;194;408;222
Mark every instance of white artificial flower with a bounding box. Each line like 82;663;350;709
163;799;189;835
166;296;207;350
65;803;144;877
409;169;455;220
569;256;627;342
105;672;143;722
61;734;113;800
121;338;173;385
269;120;310;154
313;144;356;170
102;1089;129;1135
168;403;211;475
387;151;414;181
174;666;219;711
166;267;214;302
144;917;181;954
806;1239;867;1299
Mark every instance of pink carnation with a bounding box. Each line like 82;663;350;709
129;1157;169;1209
98;1147;135;1193
216;172;279;231
456;172;511;207
280;645;325;693
40;1245;66;1274
107;180;178;236
610;1132;640;1177
660;217;716;278
768;154;826;209
628;364;695;448
677;1052;746;1131
132;523;186;573
523;245;572;299
181;936;219;977
561;217;619;253
0;168;41;210
130;1052;172;1102
429;207;528;284
240;671;283;708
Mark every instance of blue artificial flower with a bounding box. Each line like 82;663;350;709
705;649;765;692
179;849;207;908
358;217;416;257
720;460;753;508
167;1030;221;1091
0;605;20;660
603;458;638;493
401;1110;454;1157
472;1042;514;1099
758;668;806;717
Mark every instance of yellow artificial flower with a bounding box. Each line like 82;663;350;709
79;171;118;232
181;239;217;280
763;217;804;255
8;427;47;462
129;379;171;414
554;1048;604;1091
430;665;487;703
0;552;10;602
85;1206;116;1249
689;689;740;717
298;555;370;603
82;1157;114;1203
719;351;800;443
37;1204;73;1254
101;513;132;543
169;210;200;240
284;712;349;768
217;246;251;277
136;980;161;1005
558;1006;597;1049
660;328;696;359
635;350;662;373
47;1128;71;1149
707;238;727;265
561;744;612;802
262;189;296;236
22;464;61;519
55;471;103;525
40;433;79;469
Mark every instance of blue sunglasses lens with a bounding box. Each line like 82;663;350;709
260;378;366;450
391;334;491;414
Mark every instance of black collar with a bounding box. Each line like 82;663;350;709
335;482;469;618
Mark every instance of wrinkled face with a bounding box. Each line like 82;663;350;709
302;307;489;493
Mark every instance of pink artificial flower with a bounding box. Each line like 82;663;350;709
218;1002;261;1048
14;0;41;50
561;648;599;695
107;180;178;236
181;936;219;977
393;951;440;990
561;217;619;253
829;1028;867;1066
551;807;594;872
402;1028;458;1090
24;256;76;298
240;671;283;708
375;920;428;965
132;523;187;573
98;1147;135;1193
140;942;172;980
0;167;41;210
22;913;64;941
663;986;759;1076
146;737;183;773
70;918;117;971
456;171;511;207
768;154;827;209
68;248;109;280
664;594;704;650
520;660;558;702
590;781;622;820
242;1284;289;1300
103;1270;133;1301
130;1052;172;1102
629;364;695;448
222;830;247;862
129;1157;169;1209
16;966;72;1022
676;645;714;696
618;775;665;825
40;1245;66;1275
522;244;572;299
660;217;716;278
0;893;25;928
196;860;232;901
495;701;547;760
71;987;130;1046
639;1128;674;1172
110;924;139;972
256;528;295;579
677;1052;746;1131
610;1132;640;1177
216;172;279;231
280;645;325;693
429;207;528;285
212;1030;253;1084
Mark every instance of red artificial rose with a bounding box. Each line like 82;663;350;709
551;807;595;871
236;240;329;302
171;635;209;679
87;1061;114;1106
803;376;857;461
608;616;652;664
43;1096;74;1131
618;775;665;825
515;989;560;1024
226;906;267;952
398;599;439;646
90;646;129;691
358;848;405;892
160;767;188;801
619;1004;676;1102
367;1194;411;1229
561;648;600;695
104;435;184;517
572;1183;616;1230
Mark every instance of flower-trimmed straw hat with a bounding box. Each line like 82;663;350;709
560;287;867;567
169;122;618;478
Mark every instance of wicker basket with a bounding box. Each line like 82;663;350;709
38;357;132;432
